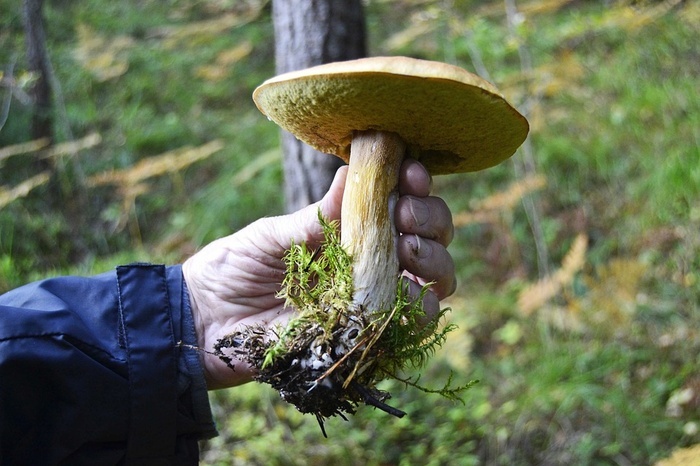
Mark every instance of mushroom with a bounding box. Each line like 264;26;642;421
253;56;528;316
217;56;528;425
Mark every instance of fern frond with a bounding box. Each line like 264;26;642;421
393;372;479;404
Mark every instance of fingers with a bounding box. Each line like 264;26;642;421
397;159;456;302
397;234;456;300
395;195;454;247
397;159;453;246
399;159;432;197
318;165;348;222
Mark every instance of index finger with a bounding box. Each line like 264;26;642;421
399;159;432;197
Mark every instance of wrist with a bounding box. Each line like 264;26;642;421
181;261;254;389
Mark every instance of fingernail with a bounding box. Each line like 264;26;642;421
415;161;433;191
413;235;432;259
409;198;430;227
412;161;433;190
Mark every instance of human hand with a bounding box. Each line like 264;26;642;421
182;159;455;389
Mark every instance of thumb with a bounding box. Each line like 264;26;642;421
268;166;348;249
317;165;347;222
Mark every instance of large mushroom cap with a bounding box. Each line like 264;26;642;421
253;56;529;174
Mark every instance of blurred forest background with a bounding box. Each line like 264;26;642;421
1;0;699;464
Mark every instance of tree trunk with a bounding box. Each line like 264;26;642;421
22;0;53;144
272;0;367;212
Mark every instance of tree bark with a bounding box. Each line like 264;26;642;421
22;0;53;144
272;0;367;212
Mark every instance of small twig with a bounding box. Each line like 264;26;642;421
349;380;406;418
342;305;400;389
176;341;223;358
314;335;370;387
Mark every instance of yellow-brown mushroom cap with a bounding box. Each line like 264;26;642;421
253;56;529;174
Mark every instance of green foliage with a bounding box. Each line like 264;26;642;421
261;213;354;369
263;213;472;402
278;214;354;322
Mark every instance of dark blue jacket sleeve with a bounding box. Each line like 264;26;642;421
0;264;217;465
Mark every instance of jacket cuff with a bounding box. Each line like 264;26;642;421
170;265;218;439
117;264;217;462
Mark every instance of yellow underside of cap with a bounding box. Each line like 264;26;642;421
253;57;529;174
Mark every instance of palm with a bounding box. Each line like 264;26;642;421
183;218;322;388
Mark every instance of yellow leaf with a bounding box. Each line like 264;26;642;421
0;138;51;165
73;24;134;82
232;148;280;187
87;140;223;189
519;0;576;16
655;443;700;466
453;174;547;227
216;41;253;66
42;133;102;159
194;65;229;82
680;1;700;27
385;19;436;51
518;234;588;316
194;41;254;82
155;5;264;49
471;174;546;212
0;133;100;167
0;172;51;209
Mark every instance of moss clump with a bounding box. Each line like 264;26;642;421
214;212;474;433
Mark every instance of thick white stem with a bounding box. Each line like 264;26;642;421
341;130;406;313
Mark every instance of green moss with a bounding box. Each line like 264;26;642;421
263;213;353;367
265;211;475;403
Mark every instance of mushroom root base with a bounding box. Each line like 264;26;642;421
213;213;473;434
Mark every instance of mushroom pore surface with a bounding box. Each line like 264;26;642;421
253;56;529;174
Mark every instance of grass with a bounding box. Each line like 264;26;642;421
1;0;699;464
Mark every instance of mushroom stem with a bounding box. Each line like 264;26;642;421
341;130;406;314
